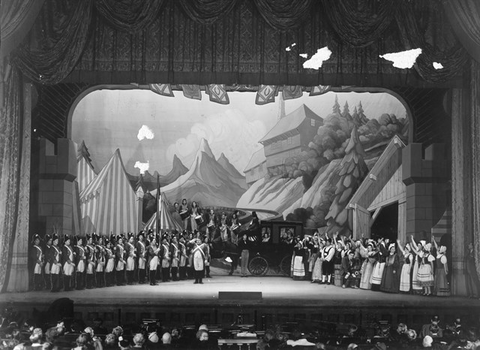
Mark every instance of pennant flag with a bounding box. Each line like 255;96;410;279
206;84;229;104
255;85;277;105
181;85;202;100
149;83;174;97
282;85;303;100
309;85;331;96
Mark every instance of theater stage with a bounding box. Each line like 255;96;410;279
1;276;479;330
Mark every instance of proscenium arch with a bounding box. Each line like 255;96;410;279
67;85;414;141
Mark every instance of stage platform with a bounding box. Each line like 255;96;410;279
1;276;479;330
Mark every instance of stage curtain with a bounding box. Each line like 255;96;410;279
444;0;480;64
94;0;167;33
0;63;24;292
0;0;45;58
470;60;480;278
178;0;240;25
13;0;93;85
253;0;314;31
395;1;468;83
322;0;398;48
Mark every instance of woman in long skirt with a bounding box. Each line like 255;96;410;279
417;242;435;296
359;241;376;290
432;240;450;297
380;243;400;293
397;240;413;293
292;237;305;280
410;236;425;294
311;238;324;283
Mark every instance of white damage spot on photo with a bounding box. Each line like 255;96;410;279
285;43;297;52
137;125;155;140
379;48;422;69
134;161;150;174
433;62;444;70
299;53;308;59
303;47;332;69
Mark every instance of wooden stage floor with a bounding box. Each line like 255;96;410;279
1;276;479;329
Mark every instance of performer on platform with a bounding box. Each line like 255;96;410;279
178;236;188;280
417;242;435;296
85;234;97;289
205;209;217;241
371;237;389;291
115;234;126;286
62;235;75;291
74;236;86;290
43;234;53;291
160;234;171;282
31;233;44;291
126;233;136;285
204;235;212;278
50;234;62;292
179;199;190;230
95;235;106;288
432;239;450;297
380;243;400;293
219;212;229;243
192;238;207;284
136;231;147;284
190;201;202;232
292;237;305;280
397;240;413;293
147;233;160;286
104;236;115;287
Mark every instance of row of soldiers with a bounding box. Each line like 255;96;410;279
30;229;212;292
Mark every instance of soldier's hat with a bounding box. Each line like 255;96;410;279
64;234;71;243
86;233;92;241
104;237;110;245
32;233;41;243
52;233;59;242
45;234;52;242
137;230;145;239
148;229;153;234
127;232;134;239
118;233;125;240
92;232;99;241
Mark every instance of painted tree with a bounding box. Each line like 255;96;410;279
77;140;93;167
324;126;368;236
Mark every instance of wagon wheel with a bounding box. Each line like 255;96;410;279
248;255;269;276
280;254;292;277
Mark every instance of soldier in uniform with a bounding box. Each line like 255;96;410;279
147;233;160;286
95;235;106;287
31;234;44;291
160;234;171;282
104;236;115;287
62;235;75;291
136;231;147;284
43;234;53;291
170;234;180;281
115;234;126;286
126;233;137;285
85;234;97;289
178;236;188;280
50;234;62;292
74;236;86;290
191;237;208;284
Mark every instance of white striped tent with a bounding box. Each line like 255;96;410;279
144;193;183;232
80;149;138;235
77;156;96;193
76;140;97;192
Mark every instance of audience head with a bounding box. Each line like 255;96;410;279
347;344;359;350
133;333;145;346
422;335;433;347
75;333;89;347
118;338;131;350
161;332;172;344
104;333;117;346
196;329;209;342
30;328;43;343
147;332;159;344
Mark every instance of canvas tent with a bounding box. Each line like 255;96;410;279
144;192;183;232
80;149;138;235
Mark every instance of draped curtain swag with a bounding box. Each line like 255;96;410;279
95;0;167;33
11;0;474;86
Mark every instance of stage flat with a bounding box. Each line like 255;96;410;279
0;276;478;309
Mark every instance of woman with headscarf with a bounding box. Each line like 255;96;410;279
417;240;435;296
397;239;413;293
410;235;425;295
432;239;450;297
380;243;400;293
292;237;305;280
359;239;376;290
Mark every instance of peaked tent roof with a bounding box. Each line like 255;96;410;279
80;149;138;235
259;104;323;144
77;156;97;193
144;193;183;232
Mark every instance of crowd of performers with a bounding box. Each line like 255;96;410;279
29;205;261;292
290;232;455;297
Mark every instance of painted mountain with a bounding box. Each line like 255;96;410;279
128;156;188;191
157;139;248;207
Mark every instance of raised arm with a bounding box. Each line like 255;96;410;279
396;239;405;256
410;235;419;252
